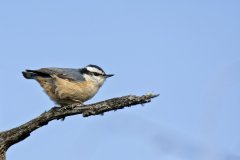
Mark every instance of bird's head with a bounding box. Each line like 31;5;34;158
80;64;114;87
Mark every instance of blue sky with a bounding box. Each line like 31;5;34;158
0;0;240;160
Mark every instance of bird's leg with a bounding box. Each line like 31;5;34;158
70;99;84;108
59;102;83;121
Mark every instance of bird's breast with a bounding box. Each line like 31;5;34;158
53;76;100;103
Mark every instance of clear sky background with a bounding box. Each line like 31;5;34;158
0;0;240;160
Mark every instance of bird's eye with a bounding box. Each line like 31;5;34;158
92;72;102;76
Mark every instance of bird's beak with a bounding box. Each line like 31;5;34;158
105;74;114;78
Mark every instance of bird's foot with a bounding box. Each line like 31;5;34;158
70;102;84;108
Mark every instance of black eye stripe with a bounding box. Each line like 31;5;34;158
92;72;102;76
79;68;103;76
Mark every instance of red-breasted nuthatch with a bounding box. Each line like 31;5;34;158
22;64;114;106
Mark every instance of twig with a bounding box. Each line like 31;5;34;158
0;93;159;160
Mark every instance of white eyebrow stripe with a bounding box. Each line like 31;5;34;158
86;66;104;75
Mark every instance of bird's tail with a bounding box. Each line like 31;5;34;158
22;70;38;79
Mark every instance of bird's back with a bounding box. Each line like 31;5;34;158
23;67;85;82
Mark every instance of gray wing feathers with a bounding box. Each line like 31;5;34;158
29;68;85;81
42;68;85;81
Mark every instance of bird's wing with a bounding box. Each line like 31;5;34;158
26;68;85;81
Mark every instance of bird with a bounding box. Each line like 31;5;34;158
22;64;114;106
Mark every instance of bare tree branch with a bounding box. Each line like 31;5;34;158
0;93;159;160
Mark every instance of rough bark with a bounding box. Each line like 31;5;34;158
0;149;5;160
0;93;159;160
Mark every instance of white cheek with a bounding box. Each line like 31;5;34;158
83;74;92;81
84;74;105;86
94;76;105;85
